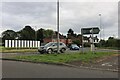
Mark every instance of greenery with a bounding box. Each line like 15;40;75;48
1;25;54;46
13;52;114;63
1;46;37;53
99;37;120;48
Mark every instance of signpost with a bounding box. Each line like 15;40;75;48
81;27;100;34
81;27;100;53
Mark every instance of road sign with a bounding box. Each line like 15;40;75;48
81;27;100;34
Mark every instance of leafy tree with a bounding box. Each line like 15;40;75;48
18;25;35;40
72;40;81;46
37;28;44;43
43;29;54;38
2;30;17;45
99;39;106;47
68;28;74;35
2;30;17;39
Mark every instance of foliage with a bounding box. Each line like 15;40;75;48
43;29;54;38
68;28;74;35
72;40;81;46
2;30;18;45
99;37;120;48
18;25;35;40
37;28;44;43
2;26;54;45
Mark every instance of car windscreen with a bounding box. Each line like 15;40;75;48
72;45;78;47
44;42;53;47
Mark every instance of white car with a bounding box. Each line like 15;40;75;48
38;42;67;54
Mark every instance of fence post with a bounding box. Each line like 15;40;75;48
5;40;8;47
12;40;14;47
9;40;11;48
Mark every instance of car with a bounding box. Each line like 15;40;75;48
70;44;80;50
38;42;67;54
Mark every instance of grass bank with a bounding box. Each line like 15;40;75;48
13;52;114;64
1;46;38;53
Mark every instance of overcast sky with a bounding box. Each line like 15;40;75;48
1;1;118;39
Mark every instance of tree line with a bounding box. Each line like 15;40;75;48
2;25;54;45
1;25;120;48
99;37;120;48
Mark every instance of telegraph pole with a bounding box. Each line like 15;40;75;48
57;0;60;53
99;14;101;47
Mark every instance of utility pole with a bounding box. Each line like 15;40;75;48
57;0;60;53
99;14;101;47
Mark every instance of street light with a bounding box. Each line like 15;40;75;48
57;0;60;53
99;14;101;47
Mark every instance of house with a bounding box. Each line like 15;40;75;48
89;35;99;43
43;31;69;44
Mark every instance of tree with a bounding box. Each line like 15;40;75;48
72;40;81;46
68;28;74;35
37;28;44;43
44;29;54;38
2;30;17;45
18;25;35;40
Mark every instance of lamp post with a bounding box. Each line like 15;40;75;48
57;0;60;53
99;14;101;47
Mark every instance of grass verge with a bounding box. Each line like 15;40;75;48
0;46;38;53
13;52;114;64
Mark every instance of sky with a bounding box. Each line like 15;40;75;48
0;0;119;40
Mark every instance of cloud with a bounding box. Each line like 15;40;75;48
1;1;118;39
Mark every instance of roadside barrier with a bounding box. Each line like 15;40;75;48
5;40;40;48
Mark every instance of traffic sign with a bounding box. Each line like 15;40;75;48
81;27;100;34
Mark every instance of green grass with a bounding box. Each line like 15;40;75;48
0;46;38;53
13;52;114;64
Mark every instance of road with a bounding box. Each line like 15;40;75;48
2;60;118;78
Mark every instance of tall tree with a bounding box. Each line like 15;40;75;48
2;30;17;45
2;30;17;40
37;28;44;43
68;28;74;35
18;25;35;40
44;29;54;38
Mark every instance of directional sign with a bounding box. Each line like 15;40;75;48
81;27;100;34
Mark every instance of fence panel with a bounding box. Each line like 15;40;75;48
5;40;40;48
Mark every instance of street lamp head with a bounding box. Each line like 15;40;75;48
99;14;101;16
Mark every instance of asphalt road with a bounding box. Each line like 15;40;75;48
2;60;118;78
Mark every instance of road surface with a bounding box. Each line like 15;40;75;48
2;60;118;78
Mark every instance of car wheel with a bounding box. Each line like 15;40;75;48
60;48;66;53
47;49;53;54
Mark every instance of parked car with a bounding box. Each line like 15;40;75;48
70;44;80;50
38;42;67;54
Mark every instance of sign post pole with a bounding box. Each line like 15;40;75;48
81;33;84;54
81;27;100;53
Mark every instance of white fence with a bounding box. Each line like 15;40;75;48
5;40;40;48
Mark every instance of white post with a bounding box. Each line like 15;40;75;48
33;41;35;48
9;40;11;48
35;41;37;48
12;40;14;47
27;40;29;48
18;40;21;48
24;40;26;48
30;40;32;48
38;41;40;47
5;40;8;47
21;40;24;48
15;40;17;48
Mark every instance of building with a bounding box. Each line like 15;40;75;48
43;31;71;44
